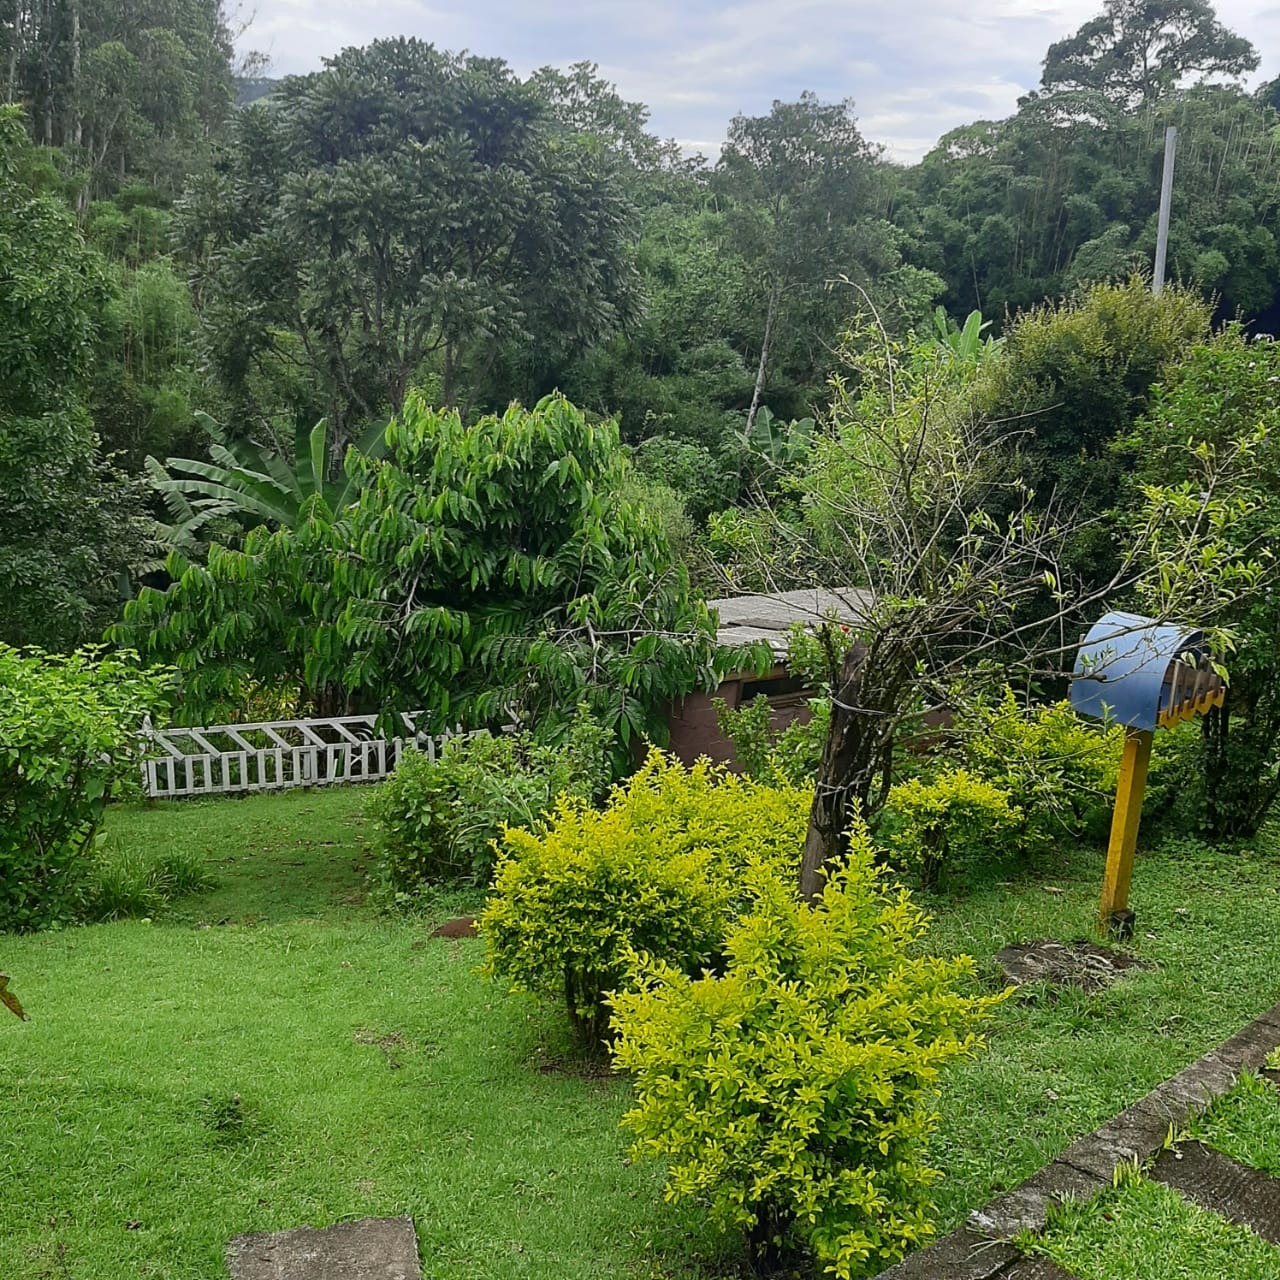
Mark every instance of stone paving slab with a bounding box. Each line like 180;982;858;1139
1150;1141;1280;1244
227;1217;422;1280
1000;1258;1082;1280
968;1160;1103;1239
872;1229;1021;1279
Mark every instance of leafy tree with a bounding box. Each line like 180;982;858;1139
114;394;724;753
0;106;148;649
177;40;641;447
972;277;1211;585
1126;330;1280;837
719;316;1260;898
1041;0;1258;109
2;0;234;196
904;65;1280;327
714;93;936;436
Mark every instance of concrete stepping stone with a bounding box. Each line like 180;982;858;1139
1000;1259;1083;1279
1150;1141;1280;1244
227;1217;422;1279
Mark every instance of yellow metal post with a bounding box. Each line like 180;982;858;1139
1099;728;1154;934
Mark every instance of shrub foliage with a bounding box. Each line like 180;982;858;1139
610;833;1001;1278
480;749;808;1043
881;768;1022;888
955;691;1119;852
367;709;611;897
0;647;168;931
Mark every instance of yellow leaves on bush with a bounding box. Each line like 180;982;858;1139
479;748;809;1045
610;827;1002;1278
881;768;1021;887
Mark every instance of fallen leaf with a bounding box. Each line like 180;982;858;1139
0;974;26;1021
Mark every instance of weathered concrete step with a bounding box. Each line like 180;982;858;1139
1150;1141;1280;1244
1000;1259;1083;1279
226;1216;422;1279
872;1229;1085;1279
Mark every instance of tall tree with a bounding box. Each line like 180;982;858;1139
714;93;930;437
176;39;642;449
1041;0;1258;108
0;106;147;649
2;0;233;195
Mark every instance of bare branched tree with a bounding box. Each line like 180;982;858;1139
716;307;1271;901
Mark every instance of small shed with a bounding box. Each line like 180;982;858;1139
665;587;871;768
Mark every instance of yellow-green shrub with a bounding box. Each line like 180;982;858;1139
881;768;1021;887
610;830;1001;1279
479;749;808;1044
956;690;1121;852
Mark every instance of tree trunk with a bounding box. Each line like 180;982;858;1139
799;643;877;901
745;277;780;438
68;0;80;146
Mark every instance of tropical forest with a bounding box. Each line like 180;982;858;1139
3;1;1280;1277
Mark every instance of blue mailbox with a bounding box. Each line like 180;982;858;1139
1070;610;1225;934
1070;610;1224;732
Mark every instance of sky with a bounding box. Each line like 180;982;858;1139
233;1;1280;164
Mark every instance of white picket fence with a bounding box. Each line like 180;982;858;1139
139;712;447;800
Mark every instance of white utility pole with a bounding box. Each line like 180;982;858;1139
1153;126;1177;297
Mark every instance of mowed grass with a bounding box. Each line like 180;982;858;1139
1027;1174;1280;1280
923;833;1280;1231
2;789;1279;1278
1;789;726;1280
1187;1071;1280;1176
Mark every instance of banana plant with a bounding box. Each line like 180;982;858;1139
148;415;390;548
745;405;817;473
931;306;1001;366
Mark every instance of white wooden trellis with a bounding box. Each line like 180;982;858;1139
138;712;454;800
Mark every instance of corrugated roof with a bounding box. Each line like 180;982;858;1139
710;587;871;655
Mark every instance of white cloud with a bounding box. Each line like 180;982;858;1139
237;0;1280;164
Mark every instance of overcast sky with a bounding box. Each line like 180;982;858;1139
234;1;1280;163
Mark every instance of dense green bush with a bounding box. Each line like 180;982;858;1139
955;690;1120;852
1126;330;1280;838
1144;719;1207;834
610;832;1001;1278
0;647;168;931
880;769;1022;888
715;692;830;786
367;710;610;900
480;749;808;1044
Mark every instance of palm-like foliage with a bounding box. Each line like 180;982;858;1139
149;415;390;547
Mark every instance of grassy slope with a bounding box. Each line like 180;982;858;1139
1;790;725;1280
2;790;1279;1278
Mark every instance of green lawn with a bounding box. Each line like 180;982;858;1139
1028;1173;1280;1280
1023;1075;1280;1279
2;789;1279;1279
